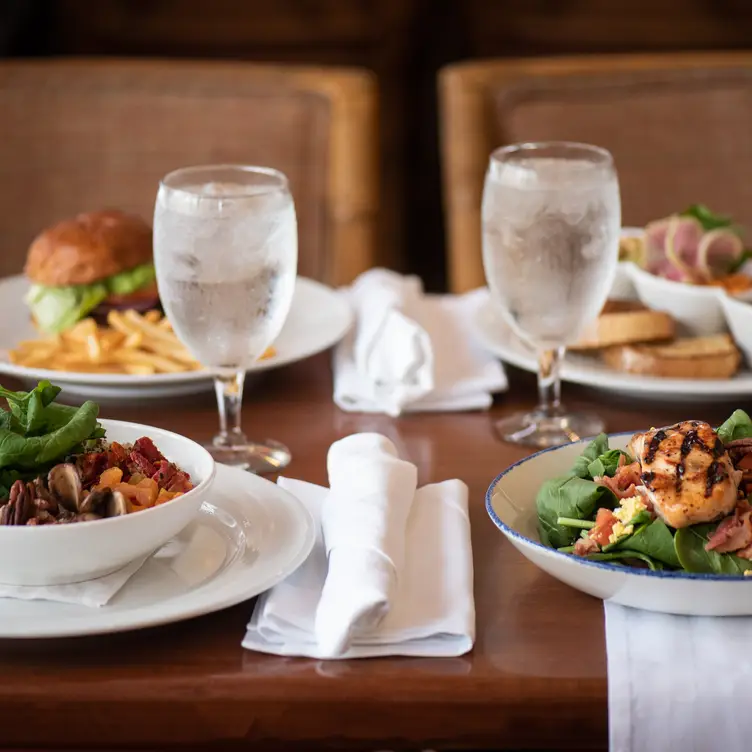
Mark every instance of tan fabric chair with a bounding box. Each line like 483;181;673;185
0;59;379;285
439;53;752;293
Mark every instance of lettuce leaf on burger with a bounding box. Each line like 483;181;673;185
24;210;159;333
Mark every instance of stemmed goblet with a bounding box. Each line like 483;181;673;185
153;165;298;472
481;142;621;448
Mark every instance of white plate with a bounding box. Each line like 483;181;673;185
0;275;353;401
486;434;752;616
471;290;752;402
0;463;315;638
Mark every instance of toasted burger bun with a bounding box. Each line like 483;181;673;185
25;209;153;287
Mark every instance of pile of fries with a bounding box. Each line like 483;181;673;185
9;310;275;375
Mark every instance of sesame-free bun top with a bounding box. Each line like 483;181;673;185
25;210;153;287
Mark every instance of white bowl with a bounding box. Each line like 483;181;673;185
0;419;216;586
624;262;728;336
720;294;752;365
486;434;752;616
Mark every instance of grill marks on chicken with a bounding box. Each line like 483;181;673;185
630;421;741;529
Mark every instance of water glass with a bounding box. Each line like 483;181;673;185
482;142;621;448
154;165;298;472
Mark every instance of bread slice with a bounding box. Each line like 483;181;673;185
602;334;741;379
571;300;675;351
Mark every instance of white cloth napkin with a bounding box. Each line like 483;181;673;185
317;433;417;655
334;268;507;416
0;554;149;607
243;441;475;658
606;603;752;752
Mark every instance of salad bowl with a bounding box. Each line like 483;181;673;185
486;434;752;616
0;418;215;586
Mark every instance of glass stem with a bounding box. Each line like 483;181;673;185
213;370;247;448
536;347;565;417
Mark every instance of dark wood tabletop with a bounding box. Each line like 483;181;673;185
0;354;745;751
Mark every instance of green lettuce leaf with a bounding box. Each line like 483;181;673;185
25;283;108;334
106;263;155;295
24;263;155;334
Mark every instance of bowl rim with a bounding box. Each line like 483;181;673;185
0;418;216;533
485;431;752;581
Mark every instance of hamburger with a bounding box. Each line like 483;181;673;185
24;210;159;333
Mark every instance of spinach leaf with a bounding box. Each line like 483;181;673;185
585;550;664;571
674;524;752;575
717;409;752;444
571;433;610;479
609;519;681;568
0;400;99;470
537;475;615;549
680;204;735;232
588;448;632;479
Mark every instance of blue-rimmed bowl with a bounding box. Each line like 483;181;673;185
486;433;752;616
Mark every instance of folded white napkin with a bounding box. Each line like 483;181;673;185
606;603;752;752
243;441;475;658
0;554;149;608
334;268;507;416
317;433;417;655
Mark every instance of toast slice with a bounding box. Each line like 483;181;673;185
571;300;675;351
601;334;741;379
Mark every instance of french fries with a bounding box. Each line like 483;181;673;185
9;310;275;375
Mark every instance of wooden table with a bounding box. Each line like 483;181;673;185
0;355;745;750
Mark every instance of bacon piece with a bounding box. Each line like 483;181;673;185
79;451;108;486
574;537;600;556
134;437;164;464
595;461;643;500
129;451;156;478
151;460;177;488
107;441;129;468
589;508;619;547
706;501;752;553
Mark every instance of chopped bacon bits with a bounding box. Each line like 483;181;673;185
705;500;752;554
77;436;194;514
574;537;600;556
595;461;643;500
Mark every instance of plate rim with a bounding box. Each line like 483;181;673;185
485;431;752;581
0;275;353;386
473;292;752;397
0;463;316;638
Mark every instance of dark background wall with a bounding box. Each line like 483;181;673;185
3;0;752;291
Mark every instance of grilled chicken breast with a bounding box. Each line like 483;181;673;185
629;420;741;529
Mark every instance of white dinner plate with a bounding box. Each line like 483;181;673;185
471;289;752;402
487;434;752;616
0;275;353;401
0;463;315;638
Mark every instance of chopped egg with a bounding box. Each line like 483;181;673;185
608;521;633;545
607;496;648;544
745;570;752;577
613;495;647;525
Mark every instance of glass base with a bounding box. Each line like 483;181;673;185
206;438;291;474
493;409;605;449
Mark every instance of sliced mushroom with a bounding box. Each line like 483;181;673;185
79;488;111;515
47;464;83;513
105;490;131;518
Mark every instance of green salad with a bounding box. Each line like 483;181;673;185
536;410;752;574
0;380;103;497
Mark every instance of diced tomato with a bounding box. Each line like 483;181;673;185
589;508;619;547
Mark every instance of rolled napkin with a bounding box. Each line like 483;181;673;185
316;433;417;656
0;554;149;607
242;472;475;658
606;603;752;751
335;268;507;415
